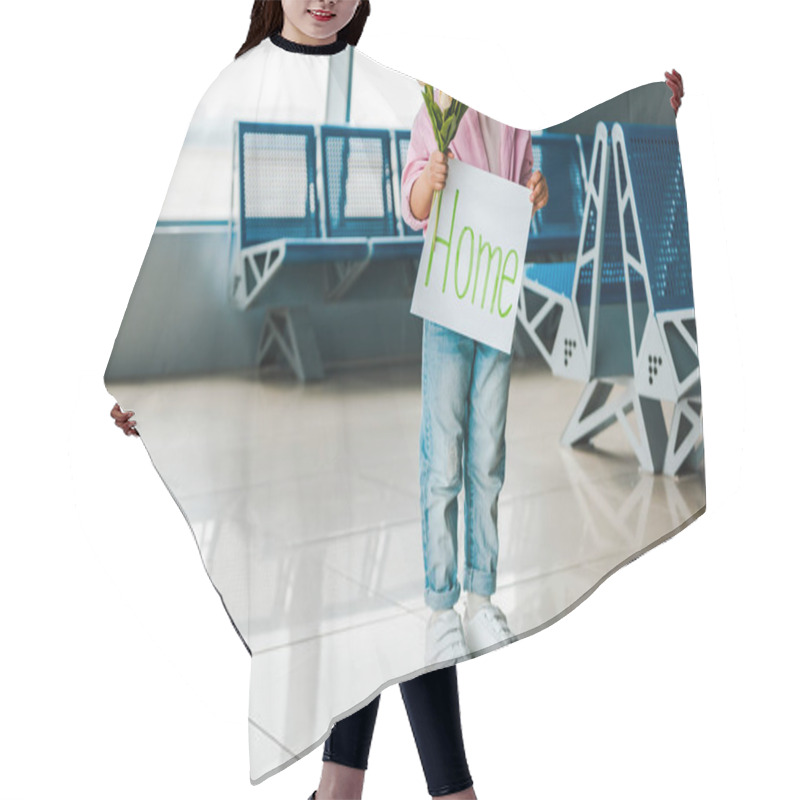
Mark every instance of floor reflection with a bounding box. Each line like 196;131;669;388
109;358;705;780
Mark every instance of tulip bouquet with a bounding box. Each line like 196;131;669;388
419;83;469;252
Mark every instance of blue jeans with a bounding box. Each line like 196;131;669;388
420;320;512;610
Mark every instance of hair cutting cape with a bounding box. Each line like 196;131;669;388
105;33;705;784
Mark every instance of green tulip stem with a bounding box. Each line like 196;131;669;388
431;187;443;256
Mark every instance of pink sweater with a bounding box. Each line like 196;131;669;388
400;102;534;233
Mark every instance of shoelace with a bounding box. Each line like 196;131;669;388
477;605;512;637
431;616;466;656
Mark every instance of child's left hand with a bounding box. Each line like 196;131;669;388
665;69;684;115
528;170;549;214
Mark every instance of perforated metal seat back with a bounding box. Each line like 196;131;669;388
238;123;319;248
530;133;585;239
395;130;421;237
616;124;693;313
321;126;396;238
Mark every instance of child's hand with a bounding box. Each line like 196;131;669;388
111;402;139;437
528;170;549;214
423;149;454;192
665;69;684;115
409;149;454;222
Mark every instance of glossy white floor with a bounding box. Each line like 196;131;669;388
110;357;705;784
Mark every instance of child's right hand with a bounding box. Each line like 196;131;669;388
409;149;454;222
423;149;454;192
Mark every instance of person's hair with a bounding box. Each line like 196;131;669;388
235;1;371;59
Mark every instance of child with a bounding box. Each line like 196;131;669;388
401;93;550;664
108;3;684;793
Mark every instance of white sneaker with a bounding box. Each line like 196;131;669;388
425;608;470;665
464;602;517;654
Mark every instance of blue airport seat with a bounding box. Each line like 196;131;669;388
615;124;693;315
233;122;424;381
320;125;397;238
612;123;698;395
526;133;586;258
517;123;613;378
234;122;369;315
394;129;424;239
578;133;594;189
610;122;701;474
237;122;319;248
321;126;423;262
524;262;575;298
234;122;371;380
517;121;701;475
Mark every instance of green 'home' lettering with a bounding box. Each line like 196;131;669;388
497;250;519;318
472;237;503;313
424;189;460;291
422;189;521;319
455;226;475;299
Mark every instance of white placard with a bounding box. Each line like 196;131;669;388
410;158;532;353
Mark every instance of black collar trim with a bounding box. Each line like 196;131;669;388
269;32;347;55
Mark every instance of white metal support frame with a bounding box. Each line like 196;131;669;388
560;377;668;473
611;123;703;476
518;121;703;476
236;240;287;310
516;121;611;382
256;306;324;382
324;250;373;302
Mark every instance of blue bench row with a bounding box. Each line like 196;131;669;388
526;123;693;314
517;121;701;475
233;122;590;311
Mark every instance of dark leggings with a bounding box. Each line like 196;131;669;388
323;665;473;797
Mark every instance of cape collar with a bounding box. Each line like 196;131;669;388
269;32;348;56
